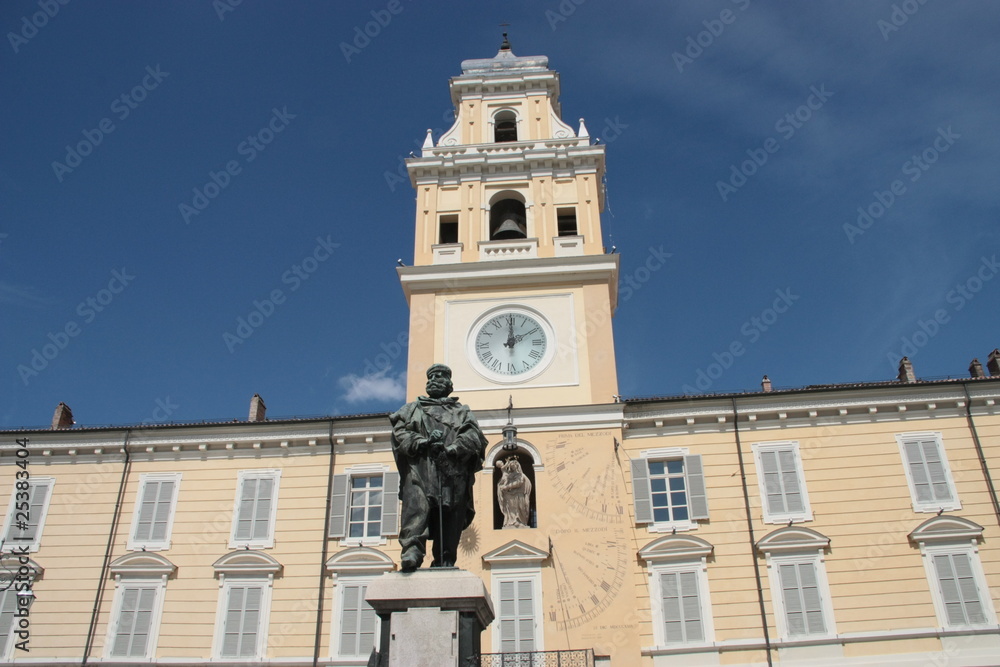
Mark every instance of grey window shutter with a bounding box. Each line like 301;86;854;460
0;589;17;648
759;450;783;514
252;477;274;540
241;586;262;657
660;571;682;643
517;579;535;651
934;553;986;625
112;586;157;657
329;474;349;538
904;437;953;504
134;481;158;541
222;587;244;657
18;481;51;542
498;580;516;652
631;458;653;524
798;562;826;634
680;570;703;642
381;472;400;536
235;479;257;541
339;583;374;656
779;563;805;636
684;455;709;520
151;481;174;541
777;449;804;514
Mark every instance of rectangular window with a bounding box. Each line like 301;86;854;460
439;214;459;244
108;583;160;659
338;581;378;657
897;433;960;512
348;476;383;539
329;469;399;541
556;207;578;236
128;474;180;551
231;470;280;549
219;583;266;659
659;569;704;644
631;453;708;528
932;552;988;627
497;578;537;653
2;477;55;552
775;559;829;637
753;442;812;523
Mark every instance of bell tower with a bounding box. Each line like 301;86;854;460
398;37;619;410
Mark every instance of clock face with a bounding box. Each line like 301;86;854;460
471;310;551;381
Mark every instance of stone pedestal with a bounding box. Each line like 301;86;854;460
365;568;494;667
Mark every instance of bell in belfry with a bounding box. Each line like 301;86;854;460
489;198;528;240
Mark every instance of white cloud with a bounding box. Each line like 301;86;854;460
338;368;406;404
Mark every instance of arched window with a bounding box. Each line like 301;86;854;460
493;449;537;529
494;110;517;143
489;198;527;240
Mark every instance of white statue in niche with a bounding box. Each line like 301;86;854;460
496;457;532;528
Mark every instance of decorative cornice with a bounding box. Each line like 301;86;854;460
909;515;984;545
325;546;395;575
639;535;714;563
213;550;283;577
110;552;177;578
757;526;831;554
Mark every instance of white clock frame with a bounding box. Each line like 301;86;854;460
466;305;556;385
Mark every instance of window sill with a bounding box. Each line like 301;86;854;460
761;513;813;525
647;521;697;534
912;501;962;513
339;537;388;548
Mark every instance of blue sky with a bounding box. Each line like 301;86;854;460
2;1;998;428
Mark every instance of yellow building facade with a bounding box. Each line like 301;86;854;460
2;42;999;667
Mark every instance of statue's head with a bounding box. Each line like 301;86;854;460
425;364;453;399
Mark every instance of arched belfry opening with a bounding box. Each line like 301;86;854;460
493;109;518;143
492;448;537;530
489;197;527;240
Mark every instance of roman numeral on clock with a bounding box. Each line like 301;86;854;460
529;349;542;359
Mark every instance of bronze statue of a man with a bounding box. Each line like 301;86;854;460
389;364;487;571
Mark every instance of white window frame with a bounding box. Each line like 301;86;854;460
104;577;167;661
213;577;273;661
229;469;281;550
490;567;544;654
752;441;813;524
331;464;398;547
632;447;709;533
919;543;996;629
765;552;836;640
1;477;55;553
331;574;381;660
127;473;182;552
896;432;961;513
647;559;714;648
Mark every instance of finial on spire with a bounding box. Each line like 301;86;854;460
500;29;511;52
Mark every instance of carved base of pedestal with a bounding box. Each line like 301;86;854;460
365;568;495;667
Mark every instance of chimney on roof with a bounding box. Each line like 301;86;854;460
897;357;916;383
761;375;772;392
249;394;267;422
52;402;74;429
987;349;1000;377
969;358;986;379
